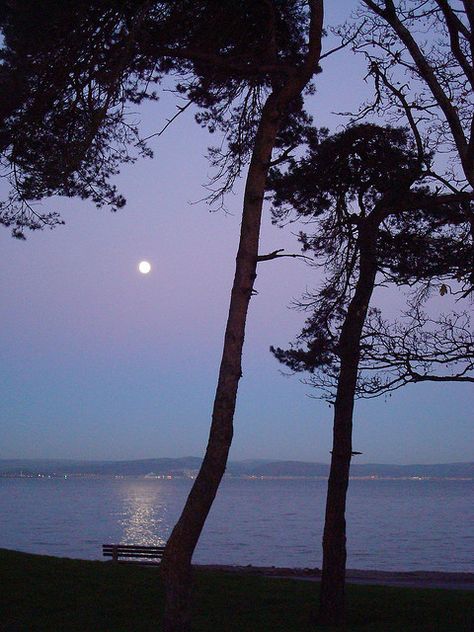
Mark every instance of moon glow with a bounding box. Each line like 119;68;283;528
138;260;151;274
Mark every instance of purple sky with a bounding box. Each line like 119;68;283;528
0;1;472;464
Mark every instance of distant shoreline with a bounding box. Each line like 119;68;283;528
1;472;473;481
1;457;472;480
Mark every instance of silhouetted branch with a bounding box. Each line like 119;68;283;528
257;248;312;262
139;100;193;142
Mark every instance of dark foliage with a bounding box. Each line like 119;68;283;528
270;124;422;220
0;0;315;236
268;123;473;399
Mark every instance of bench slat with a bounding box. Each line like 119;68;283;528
102;547;165;553
104;551;163;557
103;544;165;548
102;543;165;563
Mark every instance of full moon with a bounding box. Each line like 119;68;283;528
138;260;151;274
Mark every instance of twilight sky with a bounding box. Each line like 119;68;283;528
0;1;472;464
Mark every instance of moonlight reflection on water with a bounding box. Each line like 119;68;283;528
119;482;168;546
1;477;472;571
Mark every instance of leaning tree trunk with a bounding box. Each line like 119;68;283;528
318;224;378;626
160;8;323;627
160;32;323;631
159;93;282;632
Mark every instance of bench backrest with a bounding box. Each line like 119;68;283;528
102;544;166;560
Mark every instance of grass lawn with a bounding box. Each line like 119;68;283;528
0;549;472;631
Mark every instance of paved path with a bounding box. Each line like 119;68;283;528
196;565;474;591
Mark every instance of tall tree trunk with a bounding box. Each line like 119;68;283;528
160;5;323;621
318;224;378;626
160;93;282;632
160;8;324;628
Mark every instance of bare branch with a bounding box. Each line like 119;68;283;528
139;100;193;143
257;248;313;262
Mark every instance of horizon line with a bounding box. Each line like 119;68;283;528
0;456;472;466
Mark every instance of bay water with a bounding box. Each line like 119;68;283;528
0;477;472;572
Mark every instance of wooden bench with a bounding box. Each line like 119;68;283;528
102;544;166;564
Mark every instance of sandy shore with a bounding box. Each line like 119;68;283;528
195;564;474;591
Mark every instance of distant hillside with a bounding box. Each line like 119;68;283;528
350;462;474;479
236;460;329;477
0;457;203;477
230;461;474;479
0;458;473;479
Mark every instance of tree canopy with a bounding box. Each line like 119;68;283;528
0;0;316;236
268;123;473;399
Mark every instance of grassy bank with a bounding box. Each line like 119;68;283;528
0;549;472;631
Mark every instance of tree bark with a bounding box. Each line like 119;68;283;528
160;93;282;632
318;223;378;626
160;6;323;630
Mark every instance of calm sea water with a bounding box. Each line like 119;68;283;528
0;478;472;572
